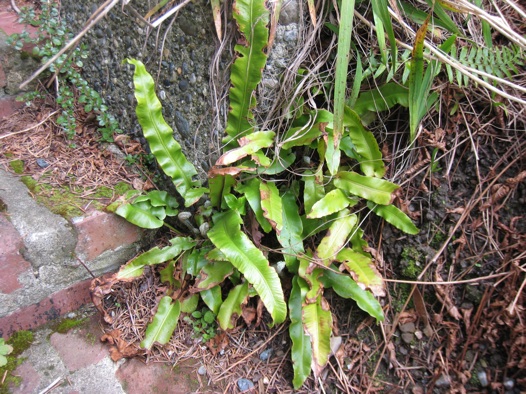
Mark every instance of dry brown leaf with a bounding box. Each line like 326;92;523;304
256;299;264;327
398;311;417;325
132;178;145;191
241;305;257;326
412;286;431;334
101;329;139;361
206;332;229;356
90;273;120;324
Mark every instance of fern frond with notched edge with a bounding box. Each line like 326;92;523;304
224;0;269;147
126;59;206;207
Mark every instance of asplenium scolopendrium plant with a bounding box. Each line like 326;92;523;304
113;0;418;388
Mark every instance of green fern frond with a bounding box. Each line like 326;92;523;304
445;43;524;87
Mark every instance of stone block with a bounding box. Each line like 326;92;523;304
0;10;39;36
72;211;141;262
11;361;40;394
50;316;107;372
0;279;92;338
116;358;199;394
0;213;32;293
0;96;23;119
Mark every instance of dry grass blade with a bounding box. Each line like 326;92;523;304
441;0;526;47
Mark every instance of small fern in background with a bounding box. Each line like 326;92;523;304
446;43;524;87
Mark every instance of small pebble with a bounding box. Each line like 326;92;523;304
399;322;416;333
197;365;207;375
67;312;77;319
179;80;189;91
477;370;488;387
36;158;50;168
401;333;414;344
260;348;272;361
237;378;254;391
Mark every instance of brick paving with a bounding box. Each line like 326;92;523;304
8;308;209;394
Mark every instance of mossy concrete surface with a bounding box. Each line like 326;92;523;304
4;307;207;394
0;167;149;336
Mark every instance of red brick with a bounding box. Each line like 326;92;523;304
0;96;23;119
0;279;92;338
50;314;107;372
0;213;31;293
73;211;141;262
116;358;200;394
10;361;40;394
0;10;39;36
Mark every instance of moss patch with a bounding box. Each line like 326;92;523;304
19;175;131;220
6;331;34;357
400;246;423;279
51;317;88;334
0;331;34;394
9;160;25;174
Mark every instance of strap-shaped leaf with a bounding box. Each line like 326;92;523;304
324;128;341;176
307;189;355;219
141;297;180;350
117;237;196;280
200;285;223;315
192;261;234;291
320;268;384;321
371;0;397;67
208;210;287;325
115;203;164;229
344;107;385;178
368;202;419;235
278;191;304;269
315;210;357;265
224;0;269;145
217;281;249;330
217;131;275;165
180;294;199;314
335;171;398;205
332;0;356;176
159;261;178;287
352;83;409;116
236;178;272;233
303;294;332;378
289;276;312;389
280;110;332;150
337;248;385;297
135;190;178;208
408;15;439;142
209;174;236;210
298;255;324;303
260;181;283;234
303;170;325;214
126;59;205;206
